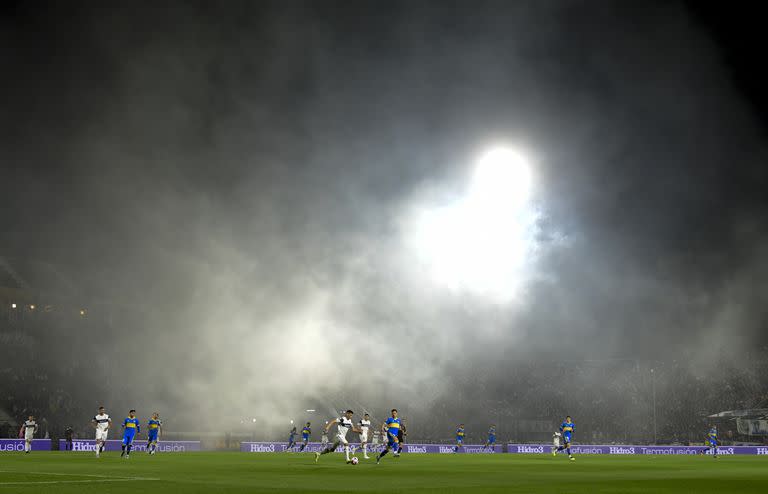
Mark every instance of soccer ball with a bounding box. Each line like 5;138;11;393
350;457;359;465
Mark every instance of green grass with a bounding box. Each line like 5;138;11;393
0;452;766;493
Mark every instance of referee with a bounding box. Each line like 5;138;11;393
397;419;407;454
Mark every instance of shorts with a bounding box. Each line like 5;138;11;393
360;431;369;443
122;432;136;445
387;432;399;448
148;432;159;443
488;436;496;444
709;440;717;447
563;434;572;444
95;429;109;442
24;431;34;441
335;433;348;446
456;437;464;444
302;435;309;442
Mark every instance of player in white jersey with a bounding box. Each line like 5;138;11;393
358;413;372;459
91;406;112;457
19;415;38;453
551;431;561;454
315;410;361;464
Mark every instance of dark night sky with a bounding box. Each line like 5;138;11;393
1;1;767;425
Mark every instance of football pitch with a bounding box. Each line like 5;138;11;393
1;452;766;493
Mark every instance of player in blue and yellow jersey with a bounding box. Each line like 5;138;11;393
298;422;311;452
376;409;401;464
146;412;162;455
286;426;297;451
707;425;718;458
553;416;575;460
120;410;140;458
484;425;497;451
453;424;465;452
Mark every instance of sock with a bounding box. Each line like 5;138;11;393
557;446;564;451
127;444;132;455
121;445;126;454
345;445;350;461
379;448;389;459
321;442;338;455
362;444;368;455
566;447;571;456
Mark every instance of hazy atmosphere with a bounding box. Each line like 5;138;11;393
2;0;767;444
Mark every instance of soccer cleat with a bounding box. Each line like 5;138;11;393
364;455;370;460
569;456;575;461
552;449;557;456
376;456;381;465
314;452;320;463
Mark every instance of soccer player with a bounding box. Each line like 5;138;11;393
92;406;112;458
707;425;718;459
397;419;407;454
484;424;497;451
320;427;329;448
19;415;37;453
315;410;360;464
146;412;162;455
376;409;401;464
553;416;575;460
286;426;297;451
358;413;371;459
298;422;311;452
64;426;74;451
551;431;562;454
120;409;140;458
453;424;465;453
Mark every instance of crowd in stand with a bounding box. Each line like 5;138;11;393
2;308;767;445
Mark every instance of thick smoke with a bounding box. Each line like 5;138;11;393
2;1;767;439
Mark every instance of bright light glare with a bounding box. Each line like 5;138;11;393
407;146;537;301
471;148;532;209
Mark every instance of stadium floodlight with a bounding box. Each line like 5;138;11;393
306;409;315;413
80;308;87;317
406;145;536;301
10;303;16;309
290;420;294;424
470;147;532;210
252;418;257;423
29;304;35;310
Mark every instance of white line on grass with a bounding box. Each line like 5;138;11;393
0;479;141;486
0;470;159;487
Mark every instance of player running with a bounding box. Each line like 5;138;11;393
92;406;112;458
376;409;401;464
358;414;372;459
707;425;718;459
553;416;575;461
397;419;406;454
551;431;562;454
320;427;329;448
286;426;298;451
20;415;37;453
120;409;140;458
453;424;465;452
315;410;361;464
146;412;162;455
484;424;496;451
298;422;311;452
